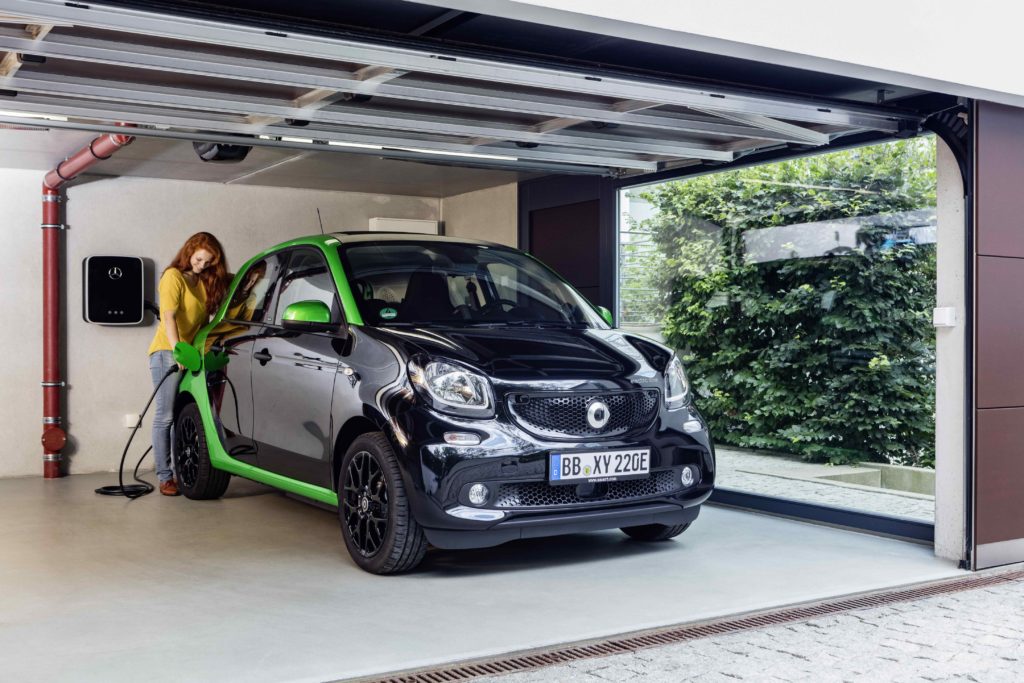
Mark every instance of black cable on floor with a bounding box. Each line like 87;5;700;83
95;365;178;499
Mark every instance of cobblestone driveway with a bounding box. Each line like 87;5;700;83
478;574;1024;682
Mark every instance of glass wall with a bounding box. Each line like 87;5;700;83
619;137;938;522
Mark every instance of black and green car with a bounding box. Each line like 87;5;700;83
172;232;715;574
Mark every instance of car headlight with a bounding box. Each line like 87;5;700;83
408;358;494;417
665;354;690;410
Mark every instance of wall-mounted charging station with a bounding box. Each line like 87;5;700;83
83;256;145;325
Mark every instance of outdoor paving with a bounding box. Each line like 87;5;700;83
716;448;935;522
477;570;1024;682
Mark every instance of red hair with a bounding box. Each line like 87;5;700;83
164;232;229;315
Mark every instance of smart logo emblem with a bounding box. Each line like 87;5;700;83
587;400;610;429
107;266;123;280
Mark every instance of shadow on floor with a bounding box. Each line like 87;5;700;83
418;531;682;577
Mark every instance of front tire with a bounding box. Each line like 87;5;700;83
174;402;231;500
338;433;427;574
620;522;691;541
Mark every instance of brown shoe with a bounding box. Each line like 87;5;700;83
159;479;180;496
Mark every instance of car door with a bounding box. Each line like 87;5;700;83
206;252;286;466
249;247;344;488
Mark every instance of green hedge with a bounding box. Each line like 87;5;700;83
641;137;937;467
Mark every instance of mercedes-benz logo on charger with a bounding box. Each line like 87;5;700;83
107;267;123;280
587;400;610;429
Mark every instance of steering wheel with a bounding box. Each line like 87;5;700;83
477;298;519;316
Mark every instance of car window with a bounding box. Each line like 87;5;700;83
224;254;283;324
339;241;606;328
273;249;342;325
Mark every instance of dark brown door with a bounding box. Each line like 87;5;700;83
973;100;1024;569
529;200;601;305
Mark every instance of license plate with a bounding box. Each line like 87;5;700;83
549;449;651;485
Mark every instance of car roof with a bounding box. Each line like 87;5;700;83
328;231;503;248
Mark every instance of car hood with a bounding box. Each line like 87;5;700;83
366;325;668;385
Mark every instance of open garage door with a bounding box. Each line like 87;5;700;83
0;0;923;178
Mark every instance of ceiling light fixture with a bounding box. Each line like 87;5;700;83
0;110;68;122
390;147;518;161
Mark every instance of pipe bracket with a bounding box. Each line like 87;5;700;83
41;381;66;387
42;416;62;425
40;223;66;230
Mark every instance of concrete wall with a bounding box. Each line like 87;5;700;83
0;170;439;478
934;138;967;562
441;183;518;246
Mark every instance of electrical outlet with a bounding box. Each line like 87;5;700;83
123;413;141;428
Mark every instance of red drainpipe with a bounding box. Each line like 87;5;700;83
41;126;135;478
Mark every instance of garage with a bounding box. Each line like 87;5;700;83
1;1;1021;681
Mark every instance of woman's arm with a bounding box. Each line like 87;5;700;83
161;309;184;369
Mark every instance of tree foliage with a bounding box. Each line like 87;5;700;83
641;137;937;466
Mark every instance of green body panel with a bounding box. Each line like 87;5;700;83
180;234;361;506
178;368;340;506
596;306;614;327
209;234;364;328
283;300;332;323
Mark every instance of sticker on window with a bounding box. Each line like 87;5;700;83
380;307;398;320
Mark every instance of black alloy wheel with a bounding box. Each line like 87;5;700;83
342;450;388;557
173;402;231;500
338;433;427;574
176;412;201;489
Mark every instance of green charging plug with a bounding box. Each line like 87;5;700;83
172;341;202;372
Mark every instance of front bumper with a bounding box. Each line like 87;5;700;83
390;400;716;550
424;501;701;549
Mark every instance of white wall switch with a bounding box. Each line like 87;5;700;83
124;413;141;428
933;307;957;328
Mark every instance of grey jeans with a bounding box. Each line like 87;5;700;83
148;350;178;483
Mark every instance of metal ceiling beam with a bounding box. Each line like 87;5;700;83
3;71;735;160
0;0;917;131
0;21;48;77
0;111;626;177
0;95;660;171
0;28;836;144
689;107;829;145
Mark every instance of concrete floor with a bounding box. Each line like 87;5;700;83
0;473;962;683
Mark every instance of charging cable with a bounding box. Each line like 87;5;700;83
95;365;179;499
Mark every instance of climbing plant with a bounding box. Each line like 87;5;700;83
640;137;937;466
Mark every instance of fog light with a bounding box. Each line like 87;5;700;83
444;431;482;446
446;506;505;521
683;420;703;433
468;483;489;506
681;466;696;487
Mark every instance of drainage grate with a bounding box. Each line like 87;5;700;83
345;568;1024;683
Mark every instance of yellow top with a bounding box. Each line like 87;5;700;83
148;268;208;355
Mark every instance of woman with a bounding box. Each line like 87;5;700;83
147;232;229;496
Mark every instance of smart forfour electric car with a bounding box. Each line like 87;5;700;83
171;233;715;574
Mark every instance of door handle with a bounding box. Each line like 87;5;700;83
254;348;273;365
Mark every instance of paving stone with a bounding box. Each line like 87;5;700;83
477;577;1024;683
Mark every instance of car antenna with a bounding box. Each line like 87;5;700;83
316;208;325;235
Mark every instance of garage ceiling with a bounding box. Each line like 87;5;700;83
0;0;926;180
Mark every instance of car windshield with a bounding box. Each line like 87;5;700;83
338;240;607;328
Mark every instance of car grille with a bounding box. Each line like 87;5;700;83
506;389;660;440
494;470;679;508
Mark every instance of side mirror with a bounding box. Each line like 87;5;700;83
282;300;342;334
596;305;614;327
